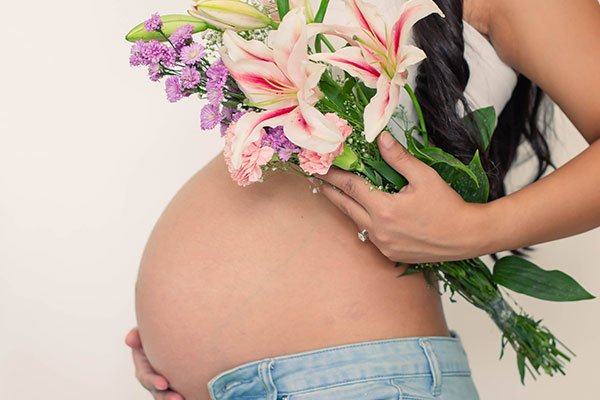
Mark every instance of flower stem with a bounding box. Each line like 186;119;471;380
403;83;428;146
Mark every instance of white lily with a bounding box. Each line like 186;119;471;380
309;0;444;141
220;8;345;169
189;0;274;31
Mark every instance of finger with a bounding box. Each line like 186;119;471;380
377;131;433;186
131;347;170;391
125;327;142;349
155;391;185;400
319;182;371;230
314;168;377;209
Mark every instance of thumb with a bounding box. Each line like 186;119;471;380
377;131;429;185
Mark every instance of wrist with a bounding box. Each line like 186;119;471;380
462;198;515;258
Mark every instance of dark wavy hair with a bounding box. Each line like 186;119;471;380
412;0;555;207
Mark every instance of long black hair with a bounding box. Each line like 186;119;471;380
412;0;555;204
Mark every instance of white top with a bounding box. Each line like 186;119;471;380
319;0;519;143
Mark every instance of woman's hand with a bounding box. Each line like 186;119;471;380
312;131;490;264
125;327;185;400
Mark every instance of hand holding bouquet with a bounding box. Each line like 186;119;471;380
126;0;595;383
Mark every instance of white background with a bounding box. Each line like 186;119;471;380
1;0;598;399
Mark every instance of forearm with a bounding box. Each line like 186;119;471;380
477;139;600;255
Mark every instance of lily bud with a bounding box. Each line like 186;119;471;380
189;0;274;31
125;15;208;42
332;144;359;171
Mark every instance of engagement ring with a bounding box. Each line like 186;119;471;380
358;229;369;242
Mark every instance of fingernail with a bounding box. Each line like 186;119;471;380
380;132;395;149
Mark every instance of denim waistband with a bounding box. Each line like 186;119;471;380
207;333;471;400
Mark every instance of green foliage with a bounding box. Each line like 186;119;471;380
125;15;208;42
276;0;290;20
462;106;496;150
493;256;595;302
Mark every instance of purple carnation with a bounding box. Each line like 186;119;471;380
180;43;205;65
206;81;224;105
129;40;147;66
165;76;183;103
261;126;300;161
200;104;223;130
180;66;201;89
141;40;168;64
162;47;177;68
169;24;195;48
144;14;163;32
147;63;162;81
206;59;228;87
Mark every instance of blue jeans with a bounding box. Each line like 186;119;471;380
207;332;479;399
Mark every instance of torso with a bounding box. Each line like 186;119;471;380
135;2;497;400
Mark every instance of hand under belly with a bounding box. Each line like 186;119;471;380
134;153;449;400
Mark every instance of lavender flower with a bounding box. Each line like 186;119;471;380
141;40;168;64
261;126;300;161
147;63;162;81
206;81;225;104
144;14;163;32
169;24;195;48
205;59;229;105
129;40;146;66
165;76;183;103
180;66;201;89
180;43;205;65
162;47;177;68
206;59;228;87
200;104;222;129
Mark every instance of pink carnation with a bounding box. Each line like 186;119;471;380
223;123;275;186
298;114;352;175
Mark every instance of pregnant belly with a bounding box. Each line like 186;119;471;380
135;152;449;400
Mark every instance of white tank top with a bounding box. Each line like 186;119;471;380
318;0;519;143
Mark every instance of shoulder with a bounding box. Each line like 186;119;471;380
484;0;600;68
483;0;600;142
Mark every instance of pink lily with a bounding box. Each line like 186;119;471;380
309;0;444;142
220;7;345;169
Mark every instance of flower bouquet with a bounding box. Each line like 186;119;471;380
126;0;594;383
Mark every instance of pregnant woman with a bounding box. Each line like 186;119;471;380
126;0;600;399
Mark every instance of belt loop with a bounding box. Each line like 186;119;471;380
419;338;442;396
257;359;278;400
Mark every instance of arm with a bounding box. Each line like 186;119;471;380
477;0;600;254
312;0;600;263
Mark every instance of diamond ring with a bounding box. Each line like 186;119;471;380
358;229;369;242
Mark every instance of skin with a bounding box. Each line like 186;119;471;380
126;0;600;398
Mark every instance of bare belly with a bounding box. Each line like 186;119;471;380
135;152;449;400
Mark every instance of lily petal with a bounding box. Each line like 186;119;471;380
222;30;273;62
220;53;296;108
310;46;380;88
345;0;387;47
272;8;308;88
363;75;401;142
391;0;444;57
231;107;295;168
283;100;344;153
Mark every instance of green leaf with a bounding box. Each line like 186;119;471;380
405;132;480;187
462;106;496;150
125;15;208;42
450;150;490;203
517;353;526;385
276;0;290;20
319;74;345;109
364;159;408;189
492;256;595;302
